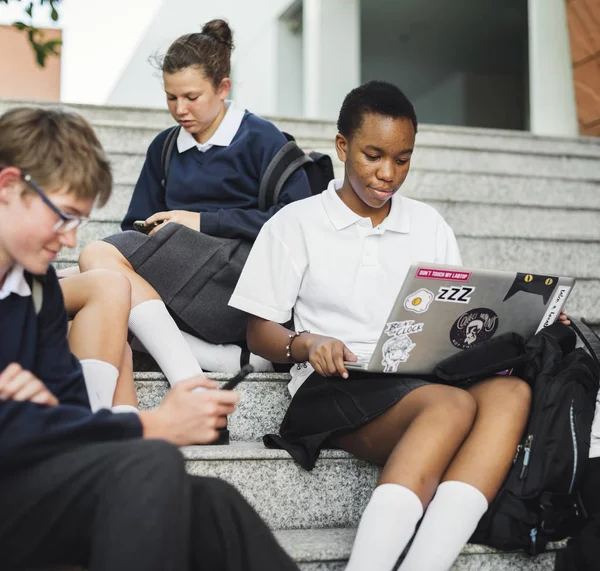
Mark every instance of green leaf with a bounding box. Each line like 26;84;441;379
50;6;58;21
25;2;33;18
12;21;28;31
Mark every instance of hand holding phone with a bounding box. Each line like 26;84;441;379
133;220;162;235
220;364;254;390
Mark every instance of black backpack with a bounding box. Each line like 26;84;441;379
160;126;334;207
469;320;600;555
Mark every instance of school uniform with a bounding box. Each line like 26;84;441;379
0;264;298;571
229;179;462;469
104;101;311;343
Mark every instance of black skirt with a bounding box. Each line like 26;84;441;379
264;371;433;470
104;224;252;343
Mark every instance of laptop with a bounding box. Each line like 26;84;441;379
346;263;575;375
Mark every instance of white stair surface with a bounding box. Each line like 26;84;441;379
4;96;599;569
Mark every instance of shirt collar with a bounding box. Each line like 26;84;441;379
177;100;245;154
0;264;31;300
321;179;410;233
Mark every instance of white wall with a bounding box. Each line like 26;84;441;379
106;0;297;115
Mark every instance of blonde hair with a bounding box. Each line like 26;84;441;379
0;106;112;207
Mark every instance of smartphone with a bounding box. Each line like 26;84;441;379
220;364;254;390
133;220;161;235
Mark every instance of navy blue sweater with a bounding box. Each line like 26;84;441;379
122;111;311;241
0;266;142;475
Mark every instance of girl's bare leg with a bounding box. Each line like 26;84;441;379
399;376;531;571
111;343;137;407
60;269;137;408
78;241;204;386
336;384;477;571
78;241;160;307
332;383;477;504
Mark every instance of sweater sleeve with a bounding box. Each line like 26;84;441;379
121;129;171;231
0;401;143;474
199;125;311;241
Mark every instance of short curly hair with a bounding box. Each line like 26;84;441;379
337;81;418;140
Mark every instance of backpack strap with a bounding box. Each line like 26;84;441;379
30;276;43;315
258;141;312;211
160;126;181;189
570;318;600;369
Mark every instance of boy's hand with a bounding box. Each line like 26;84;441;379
559;311;571;326
139;376;239;445
299;333;357;379
146;210;200;235
0;363;59;406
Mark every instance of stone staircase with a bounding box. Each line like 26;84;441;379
3;97;600;569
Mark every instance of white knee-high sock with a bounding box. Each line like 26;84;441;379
128;300;203;386
180;331;273;373
399;481;488;571
345;484;424;571
80;359;118;412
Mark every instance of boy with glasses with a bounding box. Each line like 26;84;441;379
0;106;298;571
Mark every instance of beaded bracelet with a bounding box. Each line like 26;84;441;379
286;330;310;362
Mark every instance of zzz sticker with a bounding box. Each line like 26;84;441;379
436;286;475;304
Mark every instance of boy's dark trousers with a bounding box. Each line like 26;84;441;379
0;439;298;571
555;457;600;570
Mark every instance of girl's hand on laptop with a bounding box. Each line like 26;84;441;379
297;334;357;379
0;363;59;407
559;311;571;326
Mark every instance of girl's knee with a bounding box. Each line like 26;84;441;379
82;269;131;310
435;388;478;430
78;240;124;271
478;376;532;417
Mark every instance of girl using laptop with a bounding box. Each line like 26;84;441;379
230;81;534;571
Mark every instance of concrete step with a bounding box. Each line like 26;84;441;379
104;145;600;185
82;173;600;223
58;203;600;251
276;528;563;571
183;441;377;530
136;372;291;442
2;97;599;158
94;178;600;233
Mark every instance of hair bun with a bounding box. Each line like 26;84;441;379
201;19;234;51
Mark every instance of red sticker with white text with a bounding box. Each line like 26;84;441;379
415;268;471;282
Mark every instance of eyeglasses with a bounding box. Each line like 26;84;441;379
20;171;89;234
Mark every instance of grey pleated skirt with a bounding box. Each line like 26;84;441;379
103;223;252;344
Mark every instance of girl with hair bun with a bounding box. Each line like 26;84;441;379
80;20;311;387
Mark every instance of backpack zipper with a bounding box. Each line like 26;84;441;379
568;399;578;494
519;434;534;479
529;527;538;555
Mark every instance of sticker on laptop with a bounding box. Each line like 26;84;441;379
416;267;471;282
436;286;475;304
450;308;498;349
381;320;424;372
404;288;435;314
503;272;559;305
535;285;571;335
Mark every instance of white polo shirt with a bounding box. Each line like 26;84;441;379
0;264;31;300
230;179;462;396
177;100;245;154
